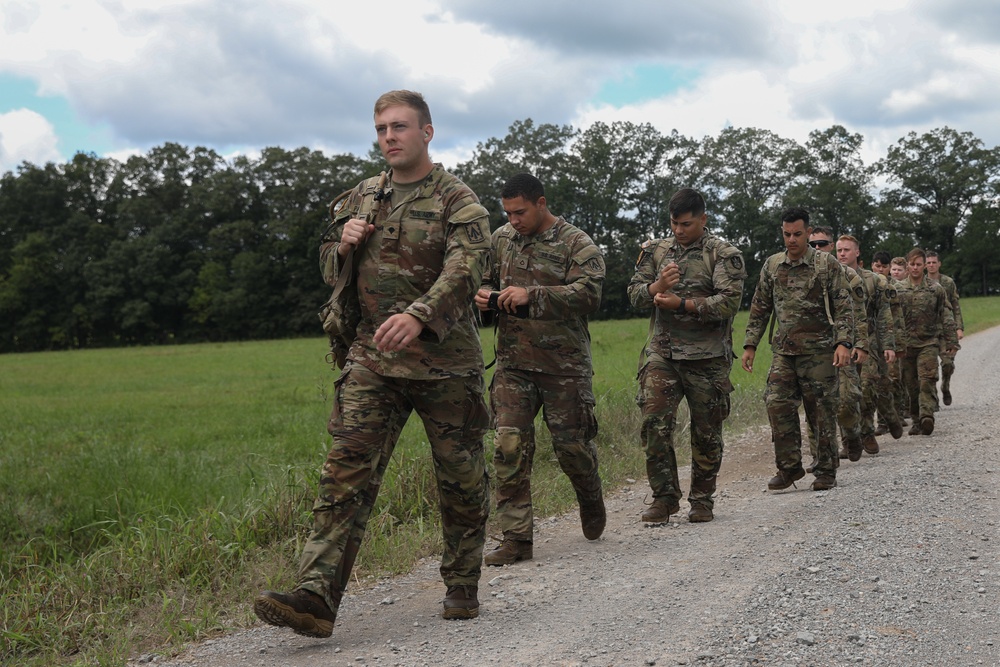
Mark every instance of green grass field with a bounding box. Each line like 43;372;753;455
2;297;997;666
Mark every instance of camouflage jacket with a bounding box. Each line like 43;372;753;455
897;275;959;351
930;273;964;330
319;165;491;379
743;247;854;355
886;278;907;352
857;267;896;354
484;217;605;376
841;264;870;353
627;233;745;361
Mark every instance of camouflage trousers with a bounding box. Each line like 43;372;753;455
636;353;733;509
938;344;958;399
765;353;838;478
901;345;939;423
861;350;898;439
297;362;490;616
490;368;600;541
807;362;860;459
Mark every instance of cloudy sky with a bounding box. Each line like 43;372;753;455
1;0;999;175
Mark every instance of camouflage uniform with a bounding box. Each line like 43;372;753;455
806;263;867;460
896;275;959;426
486;218;605;541
743;248;854;480
628;233;745;511
929;273;963;400
301;165;493;618
881;278;909;423
857;269;899;441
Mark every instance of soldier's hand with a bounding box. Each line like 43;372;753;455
957;328;964;340
474;288;493;312
884;349;896;364
852;348;869;364
652;291;678;310
339;218;374;257
374;313;424;352
741;347;756;373
833;346;852;367
496;286;528;313
649;262;680;296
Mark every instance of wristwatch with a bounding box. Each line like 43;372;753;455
835;341;853;349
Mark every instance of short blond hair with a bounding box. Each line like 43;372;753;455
374;90;432;126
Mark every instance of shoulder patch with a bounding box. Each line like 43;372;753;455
854;285;865;299
729;255;744;272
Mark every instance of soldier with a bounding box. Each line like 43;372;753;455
806;227;868;463
887;257;911;420
475;172;607;565
254;90;493;636
835;235;903;455
897;248;959;436
925;251;964;406
871;251;909;435
627;188;745;524
742;208;854;492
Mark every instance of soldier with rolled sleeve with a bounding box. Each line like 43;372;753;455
627;188;745;524
475;172;606;566
254;90;493;636
742;208;854;492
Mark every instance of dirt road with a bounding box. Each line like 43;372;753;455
155;326;1000;667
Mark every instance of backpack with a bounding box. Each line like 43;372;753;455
763;251;832;345
318;172;389;369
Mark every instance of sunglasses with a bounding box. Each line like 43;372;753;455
808;240;831;248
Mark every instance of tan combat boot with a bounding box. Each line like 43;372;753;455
641;497;680;523
483;538;532;566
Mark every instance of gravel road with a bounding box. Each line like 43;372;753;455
152;326;1000;667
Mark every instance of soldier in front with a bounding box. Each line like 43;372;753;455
254;90;493;636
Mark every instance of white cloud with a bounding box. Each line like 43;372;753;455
2;0;1000;171
0;109;62;173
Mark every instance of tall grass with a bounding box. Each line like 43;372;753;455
2;297;998;666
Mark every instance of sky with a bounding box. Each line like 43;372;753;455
2;0;1000;175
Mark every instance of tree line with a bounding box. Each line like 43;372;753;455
2;123;999;352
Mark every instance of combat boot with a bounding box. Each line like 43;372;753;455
441;585;479;620
579;496;606;540
908;422;922;436
844;436;863;461
687;477;716;523
942;386;952;406
874;423;889;436
889;419;904;440
862;434;880;455
254;589;336;638
812;475;837;491
767;467;805;491
484;538;532;566
688;503;714;523
574;478;606;540
920;416;935;435
641;497;680;523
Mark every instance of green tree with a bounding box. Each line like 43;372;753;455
875;127;1000;254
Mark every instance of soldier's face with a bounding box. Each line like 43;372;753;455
503;195;547;236
783;220;810;260
807;232;832;253
670;212;707;247
871;260;889;277
908;256;926;280
890;263;906;280
836;240;860;268
925;256;940;275
375;105;431;178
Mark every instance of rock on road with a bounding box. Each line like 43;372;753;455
155;326;1000;667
